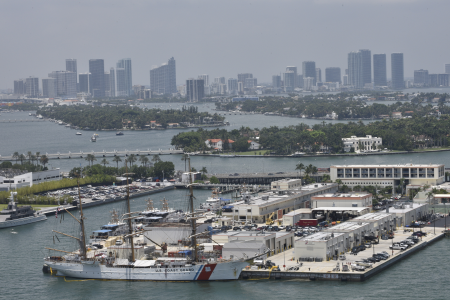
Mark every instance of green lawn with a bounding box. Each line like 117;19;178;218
0;204;57;211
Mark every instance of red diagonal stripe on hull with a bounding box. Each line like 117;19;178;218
196;264;217;281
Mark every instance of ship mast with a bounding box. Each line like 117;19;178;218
188;156;198;262
77;176;87;259
124;162;135;262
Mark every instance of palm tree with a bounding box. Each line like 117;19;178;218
19;154;26;165
139;156;149;167
12;152;19;164
27;151;32;163
322;174;330;183
200;166;208;176
85;154;96;167
426;191;434;205
152;154;161;164
128;154;137;166
181;153;189;171
295;162;305;176
101;158;109;167
30;154;37;166
336;179;343;192
40;155;49;168
112;156;122;172
35;152;40;165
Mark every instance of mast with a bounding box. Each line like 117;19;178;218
188;156;198;262
77;176;87;259
125;161;135;262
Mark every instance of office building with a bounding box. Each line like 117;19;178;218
150;57;177;95
109;68;115;97
244;78;257;89
438;74;449;87
42;78;57;98
414;69;429;87
283;71;296;92
198;74;209;86
48;71;77;97
104;72;110;97
186;78;204;102
348;51;362;88
373;54;387;86
445;64;450;74
116;68;126;96
237;82;244;93
359;49;371;86
272;75;281;89
286;66;297;87
13;79;26;94
25;77;39;97
297;74;303;88
391;53;404;90
315;68;322;84
429;74;438;87
302;61;316;85
79;73;90;93
303;77;314;91
330;164;445;189
65;59;77;83
342;75;348;86
228;78;238;94
116;58;132;96
89;59;105;97
325;67;341;83
237;73;253;88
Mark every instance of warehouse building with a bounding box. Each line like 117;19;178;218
310;192;373;208
383;203;429;227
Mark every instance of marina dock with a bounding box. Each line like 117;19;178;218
241;226;447;281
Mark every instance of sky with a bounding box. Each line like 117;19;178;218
1;0;450;88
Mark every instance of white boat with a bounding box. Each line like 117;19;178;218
0;192;47;229
76;132;82;135
291;152;306;157
91;134;96;142
44;162;252;281
196;189;229;212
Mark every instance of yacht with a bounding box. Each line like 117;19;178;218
76;132;82;135
116;131;124;136
91;134;97;142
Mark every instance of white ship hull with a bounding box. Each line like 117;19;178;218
0;214;47;229
46;260;248;281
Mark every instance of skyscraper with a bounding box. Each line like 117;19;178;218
109;68;115;97
302;61;316;85
325;67;341;83
79;73;90;93
48;71;77;97
445;64;450;74
237;73;253;88
414;69;429;87
272;75;281;89
186;79;204;102
14;79;26;94
359;49;371;86
66;59;77;83
373;54;387;86
104;72;110;97
286;67;297;87
198;74;209;86
315;68;322;84
25;77;39;97
228;78;238;94
116;68;126;96
391;53;404;90
348;52;362;88
116;58;132;95
89;59;105;97
150;57;177;95
283;71;296;92
42;78;57;98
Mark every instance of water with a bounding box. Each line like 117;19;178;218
1;107;450;299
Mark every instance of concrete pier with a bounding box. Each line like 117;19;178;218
241;227;446;281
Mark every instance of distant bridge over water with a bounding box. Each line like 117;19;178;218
0;149;183;161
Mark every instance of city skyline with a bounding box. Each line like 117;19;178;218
1;0;450;89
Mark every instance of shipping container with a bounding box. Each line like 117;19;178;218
296;219;318;227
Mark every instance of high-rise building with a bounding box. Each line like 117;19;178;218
104;72;110;97
283;71;296;92
116;68;126;96
272;75;281;89
228;78;238;94
109;68;115;97
359;49;371;86
286;67;297;87
244;78;257;88
89;59;105;97
445;64;450;74
348;52;362;88
325;67;341;83
186;78;204;102
14;79;26;94
198;74;209;86
297;75;303;88
414;69;429;87
25;77;39;97
237;73;253;88
42;78;57;98
343;75;348;86
437;74;449;87
302;61;316;85
66;59;77;82
303;77;314;91
391;53;404;90
150;57;177;95
373;54;387;86
315;68;322;84
429;74;438;87
48;71;77;97
79;73;90;93
116;58;132;95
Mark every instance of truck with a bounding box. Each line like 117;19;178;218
389;243;407;250
296;219;318;227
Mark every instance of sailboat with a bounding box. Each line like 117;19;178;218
43;159;251;281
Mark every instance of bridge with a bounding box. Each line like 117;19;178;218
0;149;183;161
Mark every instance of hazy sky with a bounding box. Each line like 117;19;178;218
1;0;450;88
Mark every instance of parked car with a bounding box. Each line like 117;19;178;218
389;244;407;250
